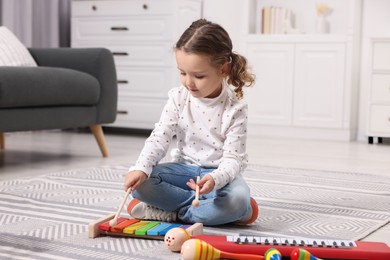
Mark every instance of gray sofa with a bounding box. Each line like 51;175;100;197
0;48;117;157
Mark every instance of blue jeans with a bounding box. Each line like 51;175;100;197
132;162;251;226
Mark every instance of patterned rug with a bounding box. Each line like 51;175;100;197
1;164;389;259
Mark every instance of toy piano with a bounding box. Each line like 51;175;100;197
193;234;390;260
88;213;203;240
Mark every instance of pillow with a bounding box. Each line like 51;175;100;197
0;26;37;66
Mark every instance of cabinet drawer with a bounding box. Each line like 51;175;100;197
72;42;174;66
72;0;173;16
110;44;173;66
373;41;390;71
72;17;173;42
369;105;390;134
371;74;390;103
115;98;167;129
117;68;174;98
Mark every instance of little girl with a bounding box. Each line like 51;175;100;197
124;19;257;226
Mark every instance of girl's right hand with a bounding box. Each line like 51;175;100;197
124;170;147;192
186;174;215;195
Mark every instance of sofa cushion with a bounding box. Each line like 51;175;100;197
0;67;100;108
0;26;37;66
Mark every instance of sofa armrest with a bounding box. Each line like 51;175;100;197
28;48;117;124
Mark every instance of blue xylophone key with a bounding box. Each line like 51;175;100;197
146;223;172;236
158;224;181;236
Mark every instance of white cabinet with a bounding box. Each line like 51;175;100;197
367;38;390;143
293;44;345;128
246;41;346;130
246;43;294;126
71;0;202;129
243;0;361;140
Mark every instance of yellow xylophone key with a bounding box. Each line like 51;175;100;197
123;221;149;235
111;218;140;233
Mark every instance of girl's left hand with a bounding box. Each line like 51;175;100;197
186;174;215;195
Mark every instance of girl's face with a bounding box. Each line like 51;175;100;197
176;50;227;99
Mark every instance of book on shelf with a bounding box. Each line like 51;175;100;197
261;6;293;34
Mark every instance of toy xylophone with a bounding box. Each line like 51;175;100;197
88;213;203;240
193;235;390;260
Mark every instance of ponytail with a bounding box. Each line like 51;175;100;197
227;53;255;100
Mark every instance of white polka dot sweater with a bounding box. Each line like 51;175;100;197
130;83;248;190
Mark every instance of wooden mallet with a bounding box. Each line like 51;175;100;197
192;176;200;207
109;188;131;226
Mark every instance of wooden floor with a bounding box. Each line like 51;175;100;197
1;129;389;245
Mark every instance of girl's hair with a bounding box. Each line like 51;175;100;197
175;19;255;100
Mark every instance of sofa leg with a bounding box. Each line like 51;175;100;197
0;132;4;150
89;125;109;157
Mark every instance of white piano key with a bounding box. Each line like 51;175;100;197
333;240;344;247
349;240;357;247
252;236;261;243
260;237;268;244
245;236;255;243
326;240;335;247
279;238;289;245
271;237;282;245
287;238;297;245
226;236;234;243
306;239;315;246
239;236;248;243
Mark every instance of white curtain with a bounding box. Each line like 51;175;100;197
0;0;70;48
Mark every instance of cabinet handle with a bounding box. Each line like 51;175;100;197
111;27;129;31
112;52;129;56
142;4;148;10
117;80;129;84
91;5;97;11
117;110;128;115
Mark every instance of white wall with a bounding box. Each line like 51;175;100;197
202;0;247;53
358;0;390;140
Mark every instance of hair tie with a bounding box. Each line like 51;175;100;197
229;56;233;63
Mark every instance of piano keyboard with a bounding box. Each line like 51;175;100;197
227;235;357;248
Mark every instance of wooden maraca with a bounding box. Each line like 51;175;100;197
164;227;190;252
290;248;323;260
181;238;265;260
